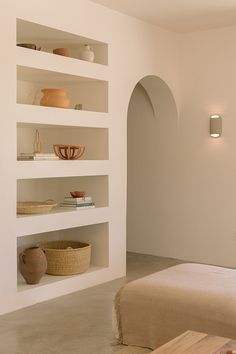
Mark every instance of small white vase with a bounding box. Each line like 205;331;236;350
80;45;95;62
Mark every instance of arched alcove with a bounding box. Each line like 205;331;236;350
127;75;179;255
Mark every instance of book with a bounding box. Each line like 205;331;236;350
17;156;34;160
34;153;57;157
60;204;95;210
17;152;58;161
33;156;59;160
60;202;95;207
64;196;93;203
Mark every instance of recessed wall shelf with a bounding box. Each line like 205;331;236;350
17;123;109;161
17;175;109;207
17;65;109;113
17;18;108;66
0;14;113;315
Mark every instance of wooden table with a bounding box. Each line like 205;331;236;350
151;330;236;354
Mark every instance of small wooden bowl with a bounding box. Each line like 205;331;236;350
70;191;86;198
53;144;85;160
53;48;70;56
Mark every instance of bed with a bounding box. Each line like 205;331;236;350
114;263;236;349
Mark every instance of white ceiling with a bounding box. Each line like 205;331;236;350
90;0;236;33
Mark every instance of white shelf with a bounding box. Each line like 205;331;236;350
16;160;110;179
16;46;109;81
17;268;114;313
17;18;108;66
16;265;112;312
17;265;108;292
8;17;114;315
16;104;110;128
16;206;110;237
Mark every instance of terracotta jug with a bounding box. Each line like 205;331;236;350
19;246;47;284
40;88;70;108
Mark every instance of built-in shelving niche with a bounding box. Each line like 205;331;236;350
17;66;108;113
17;123;109;160
17;222;109;291
17;18;108;66
17;175;109;217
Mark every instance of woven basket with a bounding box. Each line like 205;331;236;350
39;240;91;275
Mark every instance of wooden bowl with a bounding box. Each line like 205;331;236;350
17;43;41;50
53;48;70;56
70;191;86;198
53;144;85;160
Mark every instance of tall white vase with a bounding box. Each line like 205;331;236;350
80;44;95;62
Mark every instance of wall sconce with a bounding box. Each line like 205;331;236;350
210;114;222;138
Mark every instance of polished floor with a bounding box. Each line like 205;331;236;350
0;253;183;354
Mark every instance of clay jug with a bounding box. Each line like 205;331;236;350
40;88;70;108
19;246;47;284
80;45;95;62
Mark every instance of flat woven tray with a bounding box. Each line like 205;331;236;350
17;201;58;215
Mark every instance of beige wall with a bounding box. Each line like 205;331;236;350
127;26;236;268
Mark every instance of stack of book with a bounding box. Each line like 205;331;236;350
17;153;59;161
60;196;95;209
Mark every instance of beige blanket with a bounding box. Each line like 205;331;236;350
114;263;236;350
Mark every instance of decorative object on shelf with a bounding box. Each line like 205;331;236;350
33;129;42;153
60;196;95;209
17;200;58;215
53;144;85;160
17;152;59;161
70;191;86;198
17;43;42;50
80;44;95;62
40;88;70;108
74;103;83;110
53;48;70;56
39;240;91;276
19;246;47;284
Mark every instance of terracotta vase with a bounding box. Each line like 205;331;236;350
19;246;47;284
40;88;70;108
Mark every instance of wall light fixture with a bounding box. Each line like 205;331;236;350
210;114;222;138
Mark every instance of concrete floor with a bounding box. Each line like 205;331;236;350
0;253;183;354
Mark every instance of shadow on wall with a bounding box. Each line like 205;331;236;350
127;75;179;256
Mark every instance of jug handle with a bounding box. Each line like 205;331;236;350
19;252;26;264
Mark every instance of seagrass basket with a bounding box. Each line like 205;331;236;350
39;240;91;275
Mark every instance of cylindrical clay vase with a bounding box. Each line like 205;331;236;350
19;246;47;284
40;88;70;108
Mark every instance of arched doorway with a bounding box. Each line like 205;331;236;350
127;75;178;255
